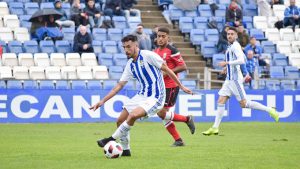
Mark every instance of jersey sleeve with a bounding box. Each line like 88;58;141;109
169;45;185;66
144;50;164;69
119;61;133;82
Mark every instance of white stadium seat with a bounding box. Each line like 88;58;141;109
50;53;66;67
280;28;295;41
276;41;292;56
3;15;20;31
2;53;18;67
253;16;268;31
18;53;34;67
29;66;45;80
77;66;93;79
0;2;9;17
265;28;280;43
0;27;14;42
66;53;81;66
93;66;109;79
0;66;13;79
14;27;30;42
45;66;61;79
34;53;50;67
81;53;98;66
61;66;77;79
13;66;29;79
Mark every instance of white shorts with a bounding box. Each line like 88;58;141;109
218;80;246;101
123;94;165;117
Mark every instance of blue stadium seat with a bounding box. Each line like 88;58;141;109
169;5;184;21
273;53;288;66
56;80;69;89
108;28;123;41
201;41;217;58
0;81;6;89
243;16;253;29
55;40;71;53
71;80;86;89
23;80;38;89
40;40;56;54
8;41;24;54
250;29;265;40
270;66;284;78
98;53;114;66
158;0;173;7
113;53;127;66
62;27;75;42
184;10;198;17
285;66;299;79
39;80;55;89
117;41;125;54
190;29;205;46
0;40;8;53
181;80;197;90
218;0;231;5
265;80;280;90
92;40;102;54
210;17;224;31
24;40;39;53
19;15;32;29
40;2;54;9
261;41;276;54
243;4;258;16
19;15;31;22
198;4;212;17
215;4;226;17
24;2;39;15
205;29;219;43
103;80;118;89
123;80;136;90
179;17;194;33
87;80;102;90
193;17;208;29
16;0;31;2
296;80;300;89
280;80;295;90
212;54;225;70
103;41;118;54
127;17;141;28
257;80;266;89
92;28;107;41
109;65;123;79
9;2;24;15
113;16;128;29
123;28;134;36
7;81;22;89
62;3;71;17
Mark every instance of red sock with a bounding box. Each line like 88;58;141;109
166;122;181;141
172;113;188;122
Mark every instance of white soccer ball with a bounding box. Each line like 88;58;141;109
103;141;123;158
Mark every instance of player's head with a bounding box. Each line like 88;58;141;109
227;27;237;44
157;27;170;48
122;35;139;59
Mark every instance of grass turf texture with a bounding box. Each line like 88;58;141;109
0;122;299;169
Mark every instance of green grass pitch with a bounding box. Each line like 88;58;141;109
0;122;299;169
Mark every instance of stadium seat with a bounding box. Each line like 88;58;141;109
250;29;265;40
103;80;118;89
109;65;123;79
117;41;125;54
218;0;230;5
127;17;141;28
71;80;86;89
66;53;81;66
0;27;13;42
23;80;38;89
40;40;56;54
0;40;8;53
62;27;75;42
24;40;39;53
201;41;217;58
261;41;276;53
289;53;300;68
34;53;50;67
103;41;118;54
62;2;70;17
39;80;55;89
270;66;284;79
113;53;128;67
98;53;114;66
253;16;268;31
13;66;29;79
55;40;71;53
24;2;39;15
198;4;212;17
7;80;22;89
9;2;24;15
272;5;285;20
292;41;300;53
181;80;197;90
169;5;184;21
212;54;225;70
296;80;300;89
93;66;109;79
258;79;266;89
45;66;61;79
92;28;107;41
210;17;224;31
40;2;54;9
50;53;66;67
77;66;93;79
193;17;208;29
179;17;194;33
280;28;295;41
285;66;299;79
3;15;20;31
113;16;128;29
273;53;288;66
0;66;13;79
8;41;23;54
123;28;134;37
87;80;102;89
14;27;30;43
0;81;5;89
243;4;258;16
295;29;300;40
0;2;9;17
61;66;77;79
215;4;226;17
92;40;102;54
267;16;279;28
55;80;69;89
276;41;292;56
281;80;295;90
108;28;123;41
265;80;280;90
184;10;198;17
2;53;18;67
29;66;45;79
18;53;34;67
190;29;205;46
265;28;280;43
205;29;219;42
81;53;98;66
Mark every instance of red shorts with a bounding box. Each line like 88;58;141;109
164;86;179;108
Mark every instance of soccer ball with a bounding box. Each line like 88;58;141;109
103;141;123;158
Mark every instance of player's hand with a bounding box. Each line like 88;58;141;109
180;85;194;95
220;68;227;75
89;101;104;111
244;74;252;83
218;61;228;67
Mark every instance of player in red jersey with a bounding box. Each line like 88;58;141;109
154;27;195;146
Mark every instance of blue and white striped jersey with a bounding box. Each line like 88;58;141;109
225;41;246;81
120;50;166;99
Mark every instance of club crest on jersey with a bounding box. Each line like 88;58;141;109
140;60;144;67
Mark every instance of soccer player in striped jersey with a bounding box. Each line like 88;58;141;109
154;27;195;147
202;27;279;136
90;35;193;156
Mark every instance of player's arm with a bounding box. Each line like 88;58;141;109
219;44;245;67
161;63;193;95
89;81;127;111
170;46;187;74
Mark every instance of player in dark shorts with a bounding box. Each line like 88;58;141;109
154;27;195;146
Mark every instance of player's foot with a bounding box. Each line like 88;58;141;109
97;137;115;147
202;127;219;136
122;149;131;156
269;107;279;122
171;140;185;147
186;115;195;134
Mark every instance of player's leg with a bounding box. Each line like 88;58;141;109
116;109;131;156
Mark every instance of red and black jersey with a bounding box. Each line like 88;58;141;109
154;44;185;88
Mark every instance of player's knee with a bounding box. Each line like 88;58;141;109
128;113;138;121
240;100;247;108
157;108;167;119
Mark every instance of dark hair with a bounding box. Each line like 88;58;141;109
137;23;144;27
122;34;138;43
227;27;237;33
158;27;169;34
